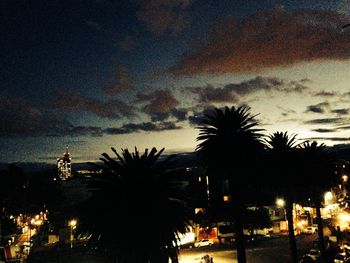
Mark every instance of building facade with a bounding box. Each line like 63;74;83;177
57;148;72;180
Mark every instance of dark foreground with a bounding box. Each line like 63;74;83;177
26;233;320;263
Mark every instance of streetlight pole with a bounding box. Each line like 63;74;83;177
69;220;77;249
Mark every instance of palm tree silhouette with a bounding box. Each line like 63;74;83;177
299;141;335;258
78;147;191;263
196;106;264;263
265;131;300;263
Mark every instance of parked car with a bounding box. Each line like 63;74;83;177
303;226;317;235
194;239;214;248
334;252;350;263
307;249;321;261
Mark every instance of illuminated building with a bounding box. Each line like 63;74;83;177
57;148;72;180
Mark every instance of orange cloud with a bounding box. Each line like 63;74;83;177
169;8;350;75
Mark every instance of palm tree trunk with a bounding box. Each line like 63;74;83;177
315;197;326;257
230;183;246;263
286;201;298;263
0;200;2;244
233;202;246;263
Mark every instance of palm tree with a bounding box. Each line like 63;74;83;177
299;141;335;258
265;131;300;263
77;147;191;263
196;106;264;263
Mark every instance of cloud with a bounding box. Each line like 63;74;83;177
0;93;73;137
0;93;183;137
189;76;309;103
137;0;193;36
305;102;330;113
171;108;188;121
104;121;182;134
55;93;136;119
278;106;296;117
311;128;337;133
191;84;239;103
304;117;345;124
332;108;349;115
303;136;350;142
336;125;350;130
136;89;179;121
68;126;103;137
188;107;216;126
314;91;338;97
169;8;350;75
103;66;136;95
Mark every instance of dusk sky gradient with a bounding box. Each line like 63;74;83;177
2;0;350;163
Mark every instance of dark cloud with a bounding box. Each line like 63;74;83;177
304;117;344;124
303;136;350;142
278;106;296;117
104;121;182;134
190;76;309;103
225;77;308;95
188;107;216;126
171;108;188;121
0;93;107;138
332;108;349;115
55;93;136;119
136;89;179;120
314;91;338;97
68;126;103;137
137;0;193;36
103;66;136;95
311;128;337;133
169;8;350;75
0;93;72;137
305;102;330;113
336;125;350;130
191;84;239;103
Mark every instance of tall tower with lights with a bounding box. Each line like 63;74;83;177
57;147;72;180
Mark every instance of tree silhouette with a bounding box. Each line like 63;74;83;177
299;141;335;258
243;207;272;236
77;147;191;263
265;131;300;263
196;106;264;263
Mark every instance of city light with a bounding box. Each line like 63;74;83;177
342;175;348;183
276;198;285;207
324;191;333;203
337;212;350;231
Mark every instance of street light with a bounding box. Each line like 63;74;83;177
276;198;285;207
276;198;287;230
69;219;77;249
324;191;333;204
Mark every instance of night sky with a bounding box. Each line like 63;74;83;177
2;0;350;163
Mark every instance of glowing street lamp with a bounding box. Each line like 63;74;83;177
343;175;348;183
69;219;77;249
324;191;333;204
276;198;285;207
276;198;287;226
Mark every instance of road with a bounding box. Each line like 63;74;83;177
179;234;316;263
